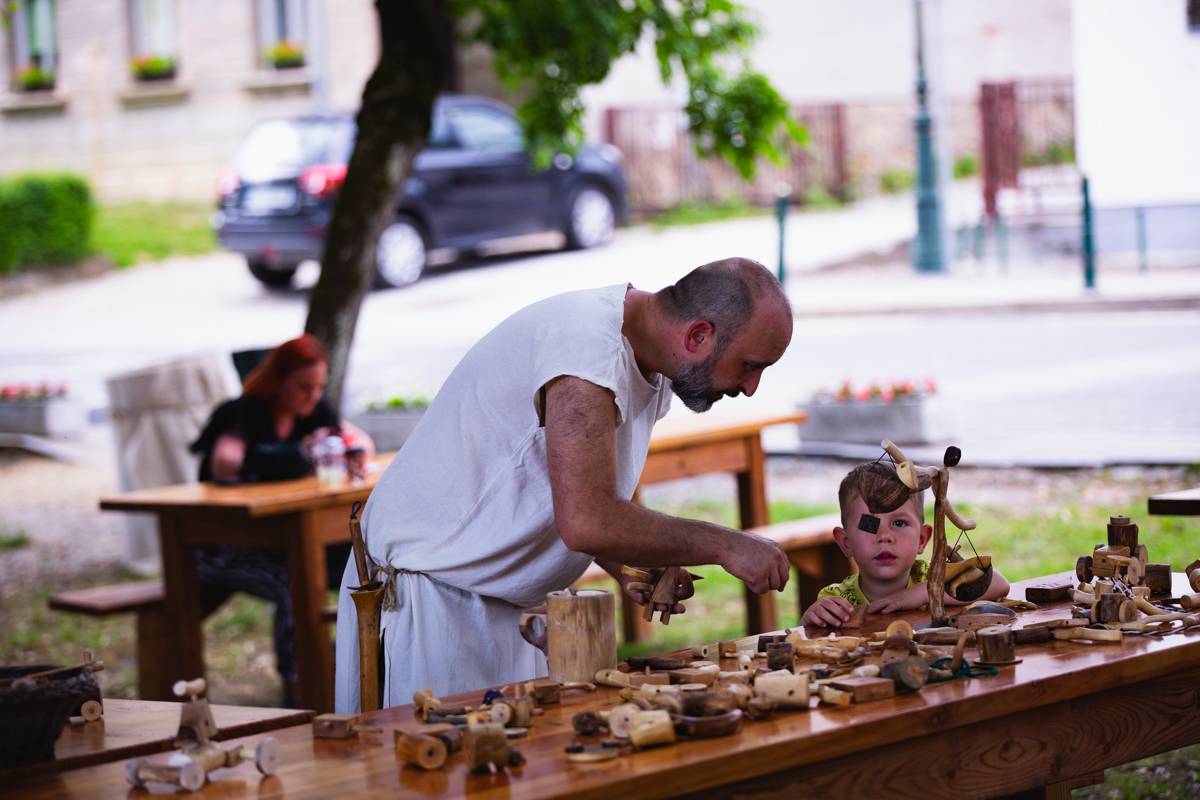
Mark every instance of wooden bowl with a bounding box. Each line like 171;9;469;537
0;665;101;768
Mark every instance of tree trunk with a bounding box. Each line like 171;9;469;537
305;0;454;409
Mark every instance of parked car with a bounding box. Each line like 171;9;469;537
214;95;628;289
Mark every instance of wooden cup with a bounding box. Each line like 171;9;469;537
519;589;616;684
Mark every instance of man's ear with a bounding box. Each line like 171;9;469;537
918;523;933;553
683;320;716;356
832;526;852;558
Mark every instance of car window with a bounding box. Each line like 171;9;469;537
235;119;346;180
427;108;456;149
445;105;524;152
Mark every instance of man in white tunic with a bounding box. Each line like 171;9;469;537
335;257;793;711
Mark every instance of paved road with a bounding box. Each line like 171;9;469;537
1;200;1197;466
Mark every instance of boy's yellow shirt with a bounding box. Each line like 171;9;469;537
817;559;930;606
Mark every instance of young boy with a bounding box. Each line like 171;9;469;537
801;461;1009;628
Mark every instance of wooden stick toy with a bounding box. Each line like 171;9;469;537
882;440;976;626
395;724;462;770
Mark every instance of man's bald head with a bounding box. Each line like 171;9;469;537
655;257;791;356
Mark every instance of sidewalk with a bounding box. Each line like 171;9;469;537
784;258;1200;317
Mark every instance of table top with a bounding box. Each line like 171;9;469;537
98;456;393;517
98;413;808;516
1148;487;1200;516
11;572;1199;799
2;698;313;781
647;411;807;452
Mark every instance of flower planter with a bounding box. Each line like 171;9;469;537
350;408;426;453
800;396;934;446
0;396;85;438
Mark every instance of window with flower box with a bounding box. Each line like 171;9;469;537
128;0;178;82
256;0;308;70
7;0;58;92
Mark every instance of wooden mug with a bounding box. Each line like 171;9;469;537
518;589;616;683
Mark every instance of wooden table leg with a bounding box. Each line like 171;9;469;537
156;512;204;699
288;512;334;712
736;434;776;634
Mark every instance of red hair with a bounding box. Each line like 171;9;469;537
242;334;329;404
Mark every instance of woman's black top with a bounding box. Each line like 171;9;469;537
190;395;339;483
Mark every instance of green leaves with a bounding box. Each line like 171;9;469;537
454;0;804;177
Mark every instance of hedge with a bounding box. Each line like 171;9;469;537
0;173;94;274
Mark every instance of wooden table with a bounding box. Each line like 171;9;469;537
16;571;1197;799
1;698;312;781
1148;487;1200;515
637;411;807;637
99;459;391;713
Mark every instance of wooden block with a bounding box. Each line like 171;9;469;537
1096;592;1126;624
976;625;1019;665
1024;579;1073;604
828;676;896;703
1106;515;1139;550
757;634;787;653
627;672;671;688
1145;564;1172;596
718;641;738;658
525;679;560;705
765;643;794;672
667;668;716;687
313;713;359;739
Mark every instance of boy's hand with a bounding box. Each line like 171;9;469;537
801;595;854;628
867;584;929;615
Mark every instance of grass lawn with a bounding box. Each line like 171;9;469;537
92;202;218;268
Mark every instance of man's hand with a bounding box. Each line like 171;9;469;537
867;584;929;615
618;567;695;617
801;595;854;628
721;531;790;594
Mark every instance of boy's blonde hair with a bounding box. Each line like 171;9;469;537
837;461;925;529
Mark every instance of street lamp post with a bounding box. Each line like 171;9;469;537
912;0;945;273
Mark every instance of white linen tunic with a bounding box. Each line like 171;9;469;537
334;284;672;711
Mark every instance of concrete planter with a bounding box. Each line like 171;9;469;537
0;397;86;438
350;408;426;453
800;396;933;446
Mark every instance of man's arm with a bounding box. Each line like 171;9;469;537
544;376;789;594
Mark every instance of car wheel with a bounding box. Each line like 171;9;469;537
564;185;616;250
375;216;427;289
247;259;297;289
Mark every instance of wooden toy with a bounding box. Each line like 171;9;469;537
880;655;932;690
753;670;809;709
628;710;676;748
673;709;743;738
124;678;280;791
1024;578;1074;604
951;602;1017;631
882;440;976;626
1187;560;1200;593
313;713;360;739
395;724;461;770
1144;564;1172;596
1076;515;1150;586
462;723;523;773
975;625;1020;665
765;642;794;672
2;651;106;722
818;685;853;707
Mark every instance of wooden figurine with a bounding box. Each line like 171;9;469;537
882;440;976;626
125;678;280;791
413;689;443;721
463;723;523;773
395;724;461;770
645;567;683;624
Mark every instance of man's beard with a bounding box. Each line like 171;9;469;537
671;351;721;413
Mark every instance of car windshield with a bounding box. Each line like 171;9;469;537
234;119;354;181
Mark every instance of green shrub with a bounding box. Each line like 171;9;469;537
879;168;914;194
0;173;95;274
953;154;979;179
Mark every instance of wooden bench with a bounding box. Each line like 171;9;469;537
48;581;172;701
574;512;847;642
49;581;341;698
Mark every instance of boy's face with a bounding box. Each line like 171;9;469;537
834;493;932;583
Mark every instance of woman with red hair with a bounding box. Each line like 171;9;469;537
190;334;373;704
